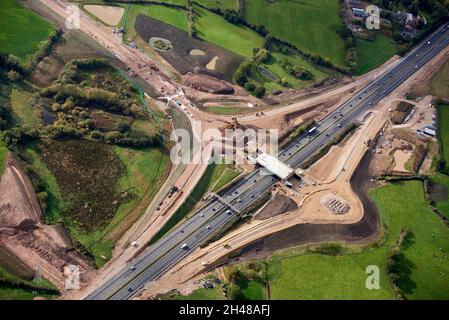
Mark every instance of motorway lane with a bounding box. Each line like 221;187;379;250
109;176;276;300
87;23;449;300
286;26;449;167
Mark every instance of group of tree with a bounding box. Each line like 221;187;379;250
279;60;314;80
233;56;267;98
371;0;448;22
337;25;358;72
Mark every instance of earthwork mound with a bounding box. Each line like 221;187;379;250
321;195;350;215
149;37;173;52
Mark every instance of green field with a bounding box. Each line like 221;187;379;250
356;34;398;75
10;87;43;128
0;265;57;300
195;5;264;58
267;181;449;299
121;3;189;37
261;52;329;90
25;144;66;224
196;0;239;10
0;140;7;174
438;104;449;172
242;0;346;66
430;173;449;220
207;105;247;115
113;2;332;91
430;59;449;98
0;0;53;60
235;276;266;300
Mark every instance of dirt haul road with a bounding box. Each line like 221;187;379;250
138;42;449;297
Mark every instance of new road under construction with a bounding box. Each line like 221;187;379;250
85;23;449;300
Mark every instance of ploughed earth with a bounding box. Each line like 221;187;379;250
0;153;93;290
135;14;244;82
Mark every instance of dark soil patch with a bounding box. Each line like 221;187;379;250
255;194;297;220
135;14;244;81
428;180;448;203
38;140;125;231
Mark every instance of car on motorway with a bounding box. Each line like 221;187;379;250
130;266;136;271
79;23;448;302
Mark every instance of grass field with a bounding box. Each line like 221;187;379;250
0;0;53;60
242;0;346;66
25;143;67;224
262;52;329;89
0;265;57;300
430;59;449;98
235;276;266;300
438;104;449;172
196;0;239;10
0;140;7;175
117;2;332;90
430;173;449;219
207;105;247;115
10;87;43;128
356;34;398;75
121;3;189;38
195;5;264;58
267;181;449;299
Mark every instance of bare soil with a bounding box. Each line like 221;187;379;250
84;5;124;26
135;14;243;81
239;149;381;258
254;194;298;220
184;73;235;95
0;153;93;288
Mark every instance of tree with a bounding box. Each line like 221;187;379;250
116;120;131;133
254;86;266;98
226;283;244;300
244;82;256;92
255;49;271;64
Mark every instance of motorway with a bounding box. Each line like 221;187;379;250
86;23;449;300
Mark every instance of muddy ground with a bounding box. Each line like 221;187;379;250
135;14;244;81
254;194;298;220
